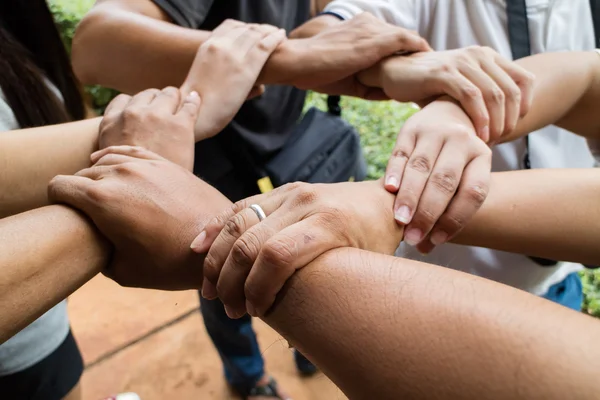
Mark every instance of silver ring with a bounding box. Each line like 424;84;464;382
249;204;267;221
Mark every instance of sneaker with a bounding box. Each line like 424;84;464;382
294;351;318;376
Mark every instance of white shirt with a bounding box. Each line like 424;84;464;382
325;0;596;295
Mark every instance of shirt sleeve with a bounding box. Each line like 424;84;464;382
151;0;214;29
324;0;418;31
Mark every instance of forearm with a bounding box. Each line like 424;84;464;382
0;118;101;218
265;247;600;399
361;51;600;140
0;205;109;343
454;169;600;265
74;4;341;93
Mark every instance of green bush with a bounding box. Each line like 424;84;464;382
50;0;119;113
50;0;600;316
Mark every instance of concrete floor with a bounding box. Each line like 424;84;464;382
68;276;346;400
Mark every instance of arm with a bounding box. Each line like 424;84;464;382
452;168;600;265
73;0;427;97
0;118;101;218
0;205;109;343
264;247;600;399
361;51;600;142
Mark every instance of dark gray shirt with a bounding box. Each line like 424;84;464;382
152;0;311;195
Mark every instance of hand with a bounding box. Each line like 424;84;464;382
278;13;431;99
98;87;201;170
385;98;492;252
190;180;402;319
359;46;536;143
48;146;231;290
180;20;287;141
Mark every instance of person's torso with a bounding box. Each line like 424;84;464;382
193;1;312;190
0;86;70;375
397;0;596;294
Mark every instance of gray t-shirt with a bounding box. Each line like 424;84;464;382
0;88;70;375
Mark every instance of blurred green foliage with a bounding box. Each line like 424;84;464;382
50;0;600;316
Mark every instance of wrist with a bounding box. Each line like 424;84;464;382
257;39;302;85
423;96;476;129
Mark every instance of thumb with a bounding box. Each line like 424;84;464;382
48;175;97;216
177;90;202;121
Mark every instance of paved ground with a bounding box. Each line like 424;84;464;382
69;276;345;400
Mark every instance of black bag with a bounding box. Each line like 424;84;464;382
263;96;367;188
507;0;599;268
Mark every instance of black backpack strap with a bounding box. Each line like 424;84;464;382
591;0;600;47
506;0;532;59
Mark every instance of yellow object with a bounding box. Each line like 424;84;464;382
257;176;274;193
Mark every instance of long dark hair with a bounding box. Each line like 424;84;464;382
0;0;85;128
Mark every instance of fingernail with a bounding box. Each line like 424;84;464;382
395;206;412;225
481;125;490;142
404;227;422;246
187;90;199;99
224;305;244;319
190;231;206;252
246;300;257;317
385;175;399;190
430;231;449;246
201;279;217;299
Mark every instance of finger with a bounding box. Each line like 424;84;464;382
150;86;181;115
47;174;97;214
91;145;166;164
375;25;430;55
385;128;416;195
394;137;444;239
177;90;202;119
436;72;489;142
495;55;536;119
212;19;247;36
190;193;274;254
217;204;307;317
247;29;287;61
459;66;505;143
74;164;120;180
126;88;161;109
428;153;491;247
236;24;281;55
202;197;284;295
481;59;522;141
103;94;132;120
403;142;468;246
246;85;265;100
245;218;348;317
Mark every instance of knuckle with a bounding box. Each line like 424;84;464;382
416;206;437;225
408;155;432;174
391;147;411;161
223;214;246;238
230;233;261;267
460;85;482;101
486;87;505;103
262;236;296;269
464;182;489;206
203;253;220;282
430;171;459;195
85;183;112;204
121;107;142;122
291;185;319;207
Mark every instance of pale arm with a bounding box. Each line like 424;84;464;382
0;118;101;218
360;51;600;141
0;205;109;344
454;168;600;265
73;0;319;93
265;247;600;399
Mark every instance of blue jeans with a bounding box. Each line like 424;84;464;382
200;295;312;393
542;272;583;311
